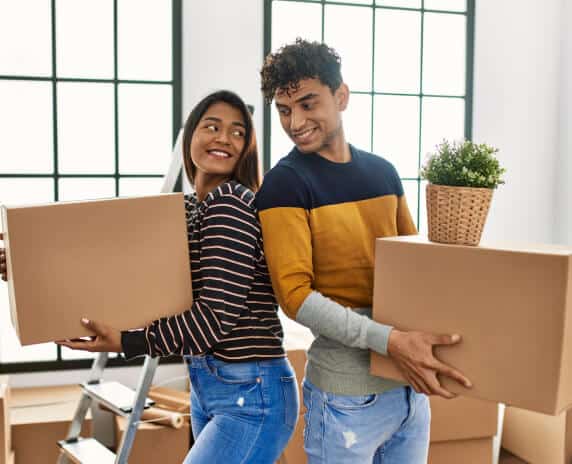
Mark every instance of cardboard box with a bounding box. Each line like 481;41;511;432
430;395;498;442
502;406;571;463
11;385;92;464
1;193;192;345
499;449;528;463
370;236;572;414
428;437;494;464
0;377;10;464
114;415;190;463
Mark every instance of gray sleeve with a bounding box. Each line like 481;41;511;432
295;291;394;356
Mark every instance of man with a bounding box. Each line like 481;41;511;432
257;39;471;463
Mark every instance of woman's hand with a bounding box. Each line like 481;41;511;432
1;233;7;281
56;318;123;353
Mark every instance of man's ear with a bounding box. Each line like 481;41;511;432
335;83;350;111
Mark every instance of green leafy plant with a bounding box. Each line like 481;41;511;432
420;140;506;189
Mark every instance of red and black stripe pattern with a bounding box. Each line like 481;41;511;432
121;181;284;362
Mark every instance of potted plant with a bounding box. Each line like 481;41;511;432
420;140;505;246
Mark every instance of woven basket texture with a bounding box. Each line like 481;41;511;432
426;183;493;246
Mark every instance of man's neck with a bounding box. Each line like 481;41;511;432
316;134;351;164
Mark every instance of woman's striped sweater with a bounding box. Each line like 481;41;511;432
121;181;285;362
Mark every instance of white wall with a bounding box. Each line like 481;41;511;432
182;0;265;148
473;0;563;244
556;0;572;245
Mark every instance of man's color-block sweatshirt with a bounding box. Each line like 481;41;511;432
256;144;417;395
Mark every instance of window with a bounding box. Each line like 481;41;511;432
263;0;475;232
0;0;182;372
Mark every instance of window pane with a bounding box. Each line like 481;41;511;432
373;95;420;178
324;5;373;92
423;12;466;95
374;9;421;93
0;0;52;76
0;81;53;174
419;179;428;235
118;0;172;81
420;96;465;162
344;93;372;152
0;178;55;363
119;178;164;197
270;109;294;169
327;0;372;4
0;178;54;206
424;0;466;12
402;180;420;229
118;84;172;174
56;0;114;79
58;178;116;202
57;82;115;174
376;0;421;8
272;1;322;50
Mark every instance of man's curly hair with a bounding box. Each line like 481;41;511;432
261;38;343;105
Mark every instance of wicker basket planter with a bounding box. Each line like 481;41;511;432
426;183;493;246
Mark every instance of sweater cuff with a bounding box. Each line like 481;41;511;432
366;321;393;356
121;330;149;361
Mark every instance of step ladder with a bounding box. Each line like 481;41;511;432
58;130;187;464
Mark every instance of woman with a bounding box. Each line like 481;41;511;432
1;90;298;463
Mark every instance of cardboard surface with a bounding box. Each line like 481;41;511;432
499;448;529;463
1;193;193;345
370;236;572;414
502;406;572;463
0;377;10;464
114;415;190;463
428;437;494;464
277;417;306;464
430;395;498;442
11;385;92;464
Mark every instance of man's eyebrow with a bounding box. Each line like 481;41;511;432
295;92;319;103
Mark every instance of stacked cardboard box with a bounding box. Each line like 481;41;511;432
370;236;572;415
1;194;193;346
10;385;92;464
114;416;190;463
502;406;572;463
428;396;498;464
0;377;11;464
499;448;528;463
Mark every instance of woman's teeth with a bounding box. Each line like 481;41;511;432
208;150;230;158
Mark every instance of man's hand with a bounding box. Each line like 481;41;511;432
387;329;472;399
56;318;122;353
0;233;7;281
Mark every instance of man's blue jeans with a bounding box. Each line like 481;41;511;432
183;355;299;463
303;379;430;463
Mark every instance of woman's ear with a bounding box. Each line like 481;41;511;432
336;83;350;112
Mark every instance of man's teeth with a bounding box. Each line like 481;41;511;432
297;128;314;140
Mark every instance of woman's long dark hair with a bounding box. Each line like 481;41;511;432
182;90;261;192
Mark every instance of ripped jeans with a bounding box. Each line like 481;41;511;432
183;355;298;464
302;379;430;463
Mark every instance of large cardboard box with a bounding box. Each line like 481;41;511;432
0;377;10;464
1;194;193;345
430;396;498;442
11;385;92;464
428;437;494;464
499;449;528;463
370;236;572;414
502;406;572;463
114;415;190;463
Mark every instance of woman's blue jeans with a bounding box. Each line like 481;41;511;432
183;355;299;463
